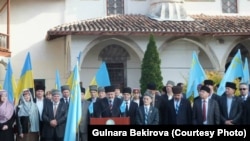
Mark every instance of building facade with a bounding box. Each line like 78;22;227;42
0;0;250;90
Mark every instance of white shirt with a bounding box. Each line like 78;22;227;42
144;105;150;113
64;98;69;103
133;99;140;107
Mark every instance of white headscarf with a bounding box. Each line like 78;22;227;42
18;89;39;132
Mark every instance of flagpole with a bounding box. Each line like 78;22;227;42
77;128;80;141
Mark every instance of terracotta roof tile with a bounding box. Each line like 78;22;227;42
46;14;250;40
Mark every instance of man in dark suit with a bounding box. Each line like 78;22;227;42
33;85;48;141
135;93;159;125
193;85;220;125
131;88;143;107
161;80;175;101
204;79;220;102
238;83;250;124
60;85;71;109
87;85;99;103
164;86;192;125
219;82;243;125
42;89;68;141
145;82;163;123
121;87;138;124
95;86;123;117
79;90;90;141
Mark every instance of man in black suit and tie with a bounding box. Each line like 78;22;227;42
95;86;123;117
131;88;143;107
193;85;220;125
164;86;192;125
33;85;48;141
87;85;99;103
60;85;71;109
204;79;221;102
218;82;243;125
42;89;68;141
121;87;138;124
238;83;250;124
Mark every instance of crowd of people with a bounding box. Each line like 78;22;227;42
1;79;250;141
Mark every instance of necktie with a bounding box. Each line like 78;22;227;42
53;103;57;117
145;107;148;125
65;98;69;104
202;100;206;122
125;101;129;116
109;100;113;110
175;101;179;114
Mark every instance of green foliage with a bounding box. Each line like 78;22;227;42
140;34;164;94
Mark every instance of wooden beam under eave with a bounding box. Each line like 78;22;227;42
7;0;10;52
0;51;11;57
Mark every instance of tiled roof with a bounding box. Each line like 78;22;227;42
46;14;250;41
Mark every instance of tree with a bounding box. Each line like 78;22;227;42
140;34;163;94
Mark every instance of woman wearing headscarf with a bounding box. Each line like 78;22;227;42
16;89;40;141
0;90;15;141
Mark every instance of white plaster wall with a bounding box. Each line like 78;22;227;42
8;0;66;90
125;0;151;14
64;0;106;22
184;0;223;15
0;7;7;33
125;44;142;88
62;0;250;22
0;63;5;82
185;0;250;15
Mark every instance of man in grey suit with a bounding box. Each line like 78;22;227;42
193;85;220;125
135;93;159;125
42;89;68;141
79;88;90;141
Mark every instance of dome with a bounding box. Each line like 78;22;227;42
147;0;194;21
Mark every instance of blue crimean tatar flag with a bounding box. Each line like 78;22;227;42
64;64;82;141
186;51;206;99
217;49;244;96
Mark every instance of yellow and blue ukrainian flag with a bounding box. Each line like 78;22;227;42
84;62;111;99
15;52;34;105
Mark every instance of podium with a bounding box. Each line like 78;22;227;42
90;117;130;125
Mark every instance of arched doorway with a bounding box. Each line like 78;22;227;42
99;44;130;90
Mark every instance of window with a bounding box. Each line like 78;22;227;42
107;0;124;16
106;63;126;89
222;0;238;13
